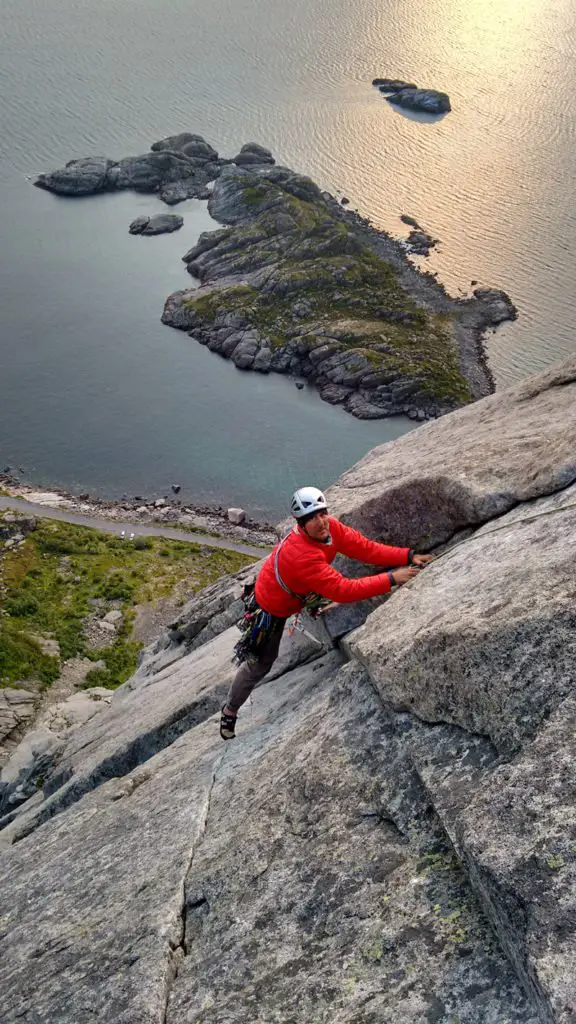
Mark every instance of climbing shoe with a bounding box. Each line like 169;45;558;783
220;706;237;741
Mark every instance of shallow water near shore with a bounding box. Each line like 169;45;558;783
0;187;415;519
1;0;575;515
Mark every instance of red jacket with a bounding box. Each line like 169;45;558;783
255;516;410;618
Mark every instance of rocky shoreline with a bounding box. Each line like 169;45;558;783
35;134;517;422
0;474;276;546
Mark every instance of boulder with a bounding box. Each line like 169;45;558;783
0;688;37;755
387;88;451;114
34;156;115;196
159;180;197;205
232;142;275;166
473;286;518;324
151;134;219;162
252;345;272;372
109;152;194;192
102;610;123;625
226;507;246;525
406;228;437;255
133;213;184;235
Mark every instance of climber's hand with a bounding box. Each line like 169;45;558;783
391;566;421;586
412;554;434;567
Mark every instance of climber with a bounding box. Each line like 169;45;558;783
220;486;433;739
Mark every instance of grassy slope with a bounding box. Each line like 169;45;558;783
0;515;253;690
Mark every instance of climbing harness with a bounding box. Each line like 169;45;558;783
232;586;283;665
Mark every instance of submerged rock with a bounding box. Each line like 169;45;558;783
406;228;438;255
373;77;418;92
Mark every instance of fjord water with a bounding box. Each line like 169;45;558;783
1;0;575;517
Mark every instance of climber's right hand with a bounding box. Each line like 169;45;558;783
390;566;421;587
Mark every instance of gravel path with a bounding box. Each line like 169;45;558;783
0;497;268;558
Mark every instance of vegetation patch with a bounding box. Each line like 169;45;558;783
0;518;253;689
179;183;472;406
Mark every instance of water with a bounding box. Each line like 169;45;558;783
1;0;575;517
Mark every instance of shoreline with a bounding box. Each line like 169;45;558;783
325;196;500;402
0;474;277;547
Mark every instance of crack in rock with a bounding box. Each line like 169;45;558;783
161;749;225;1023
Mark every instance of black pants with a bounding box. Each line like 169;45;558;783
227;618;286;712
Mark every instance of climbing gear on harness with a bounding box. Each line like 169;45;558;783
220;705;237;741
291;486;328;519
233;589;283;665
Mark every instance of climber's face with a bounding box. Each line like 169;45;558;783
303;510;331;543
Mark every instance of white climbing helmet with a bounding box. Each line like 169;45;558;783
291;486;328;519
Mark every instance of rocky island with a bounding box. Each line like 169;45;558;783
2;355;576;1022
35;134;515;421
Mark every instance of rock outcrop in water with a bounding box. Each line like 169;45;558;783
35;133;514;419
34;135;229;202
388;88;452;114
162;161;515;420
129;213;184;235
1;357;576;1022
372;79;452;114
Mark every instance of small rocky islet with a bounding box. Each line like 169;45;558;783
372;78;452;115
35;133;515;422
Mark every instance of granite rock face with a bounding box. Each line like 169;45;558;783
326;355;576;549
349;481;576;756
2;358;576;1022
0;650;538;1024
